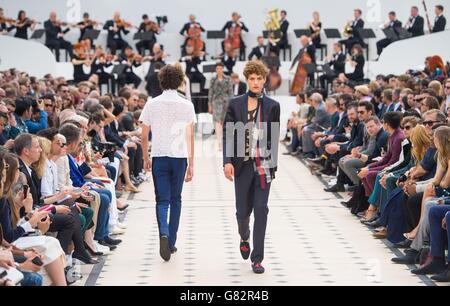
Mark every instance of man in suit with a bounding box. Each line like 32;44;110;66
301;93;331;158
291;35;316;87
103;11;130;55
136;14;159;55
376;11;403;56
319;42;346;89
340;9;365;54
433;5;447;32
405;6;424;37
44;11;73;62
230;73;247;96
248;36;267;60
278;10;290;51
378;88;395;119
179;14;205;48
223;61;280;274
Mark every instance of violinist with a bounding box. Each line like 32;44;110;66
180;44;206;91
103;11;131;55
0;8;15;34
77;12;102;44
180;15;205;49
44;11;74;62
13;10;37;40
145;43;167;96
118;46;142;89
91;47;117;93
222;12;249;60
136;14;159;56
72;42;92;83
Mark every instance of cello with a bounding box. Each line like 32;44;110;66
224;21;242;50
263;38;282;91
289;49;312;95
186;23;204;57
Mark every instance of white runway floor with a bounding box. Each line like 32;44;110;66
74;136;447;286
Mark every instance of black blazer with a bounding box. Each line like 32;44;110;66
407;16;424;37
233;82;247;96
104;122;125;147
103;20;129;44
248;45;267;60
18;159;41;206
433;15;446;32
44;20;69;45
291;43;316;68
180;22;205;35
279;19;289;45
223;93;280;177
351;18;365;42
329;52;346;74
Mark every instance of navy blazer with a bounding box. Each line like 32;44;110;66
433;15;446;32
223;93;280;177
368;128;389;163
340;121;365;152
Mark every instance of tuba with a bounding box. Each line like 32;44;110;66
264;9;281;43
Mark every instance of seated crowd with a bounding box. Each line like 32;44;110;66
283;56;450;282
0;68;149;286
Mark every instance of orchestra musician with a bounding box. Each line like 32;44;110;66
405;6;424;37
145;43;168;95
118;46;144;89
248;36;268;60
180;14;205;49
72;41;92;83
309;11;322;48
90;46;117;94
222;12;249;61
44;11;74;62
319;42;346;89
77;12;102;45
432;5;446;33
339;8;365;54
13;10;38;40
231;73;247;96
0;7;14;34
339;44;365;83
376;11;402;56
103;11;132;55
290;35;316;94
216;42;239;76
277;10;290;51
180;44;206;92
136;14;160;55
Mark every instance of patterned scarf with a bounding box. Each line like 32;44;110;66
247;91;272;190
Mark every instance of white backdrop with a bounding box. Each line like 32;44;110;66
1;0;446;34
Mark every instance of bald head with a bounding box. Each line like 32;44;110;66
300;35;309;47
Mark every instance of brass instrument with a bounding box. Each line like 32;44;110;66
343;20;353;37
264;9;281;43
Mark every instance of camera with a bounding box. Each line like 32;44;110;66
92;141;118;163
398;174;408;183
156;15;168;26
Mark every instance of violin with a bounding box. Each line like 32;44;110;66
73;41;92;60
116;18;136;29
52;20;75;28
80;19;103;28
0;16;16;24
145;20;160;33
186;22;204;57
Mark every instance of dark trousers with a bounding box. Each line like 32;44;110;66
319;73;337;89
46;39;74;62
339;37;361;54
136;40;155;55
429;205;450;262
186;72;206;92
92;188;112;241
234;161;271;263
152;157;188;249
108;38;129;55
48;213;75;254
118;72;141;89
376;38;391;56
404;192;423;230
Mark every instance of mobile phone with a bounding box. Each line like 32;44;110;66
0;270;7;279
23;185;29;199
31;256;44;267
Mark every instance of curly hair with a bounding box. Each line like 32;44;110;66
158;64;185;90
243;60;269;79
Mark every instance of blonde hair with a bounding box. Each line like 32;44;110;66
409;125;430;162
434;126;450;168
32;137;51;179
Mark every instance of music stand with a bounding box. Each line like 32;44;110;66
324;28;341;39
322;63;335;76
395;27;412;40
357;28;376;39
207;31;226;58
261;56;280;69
136;31;155;41
294;29;311;38
382;28;398;41
202;64;217;73
111;64;127;76
133;32;144;40
82;29;100;41
263;30;282;40
30;29;45;40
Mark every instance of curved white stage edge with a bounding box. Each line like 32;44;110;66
0;36;57;79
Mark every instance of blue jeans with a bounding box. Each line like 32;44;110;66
92;188;111;241
20;272;43;286
429;204;450;262
152;157;187;249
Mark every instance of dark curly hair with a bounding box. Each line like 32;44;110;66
158;64;185;90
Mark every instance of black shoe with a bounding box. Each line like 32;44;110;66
104;236;122;246
364;219;381;228
391;249;419;265
117;204;129;212
170;246;178;254
393;239;412;249
84;243;103;256
306;156;325;166
252;262;265;274
411;258;447;275
97;240;117;251
318;168;336;176
159;235;171;261
324;183;345;192
72;252;99;265
240;241;250;260
431;268;450;282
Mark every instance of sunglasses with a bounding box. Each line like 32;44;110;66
45;104;53;107
445;86;450;90
357;111;366;115
403;125;412;130
59;142;67;148
423;120;439;126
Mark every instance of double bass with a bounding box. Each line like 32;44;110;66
290;49;312;95
186;23;204;56
224;21;242;50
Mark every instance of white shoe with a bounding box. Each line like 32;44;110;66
117;222;127;229
110;226;126;235
93;241;111;255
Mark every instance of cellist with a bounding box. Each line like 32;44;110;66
180;15;205;49
222;12;249;60
289;35;316;95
